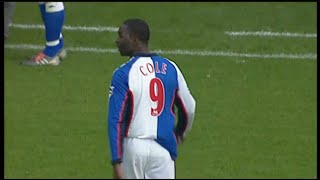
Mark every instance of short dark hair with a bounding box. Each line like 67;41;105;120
123;18;150;44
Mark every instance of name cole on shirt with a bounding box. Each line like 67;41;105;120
139;61;167;76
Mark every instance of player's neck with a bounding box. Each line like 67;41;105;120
132;46;149;55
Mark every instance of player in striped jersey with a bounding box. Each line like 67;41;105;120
107;18;196;179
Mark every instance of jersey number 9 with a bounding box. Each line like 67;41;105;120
149;78;165;116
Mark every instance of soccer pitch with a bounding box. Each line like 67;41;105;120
4;2;317;178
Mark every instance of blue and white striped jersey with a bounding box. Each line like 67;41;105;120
108;53;196;164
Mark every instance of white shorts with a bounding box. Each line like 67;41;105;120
122;138;175;179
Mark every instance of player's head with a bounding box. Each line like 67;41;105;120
116;18;150;56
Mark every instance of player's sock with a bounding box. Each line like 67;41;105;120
38;2;46;22
42;2;65;57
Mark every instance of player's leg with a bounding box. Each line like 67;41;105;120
42;2;66;58
122;138;149;179
145;141;175;179
38;2;46;21
39;2;66;60
40;2;67;60
4;2;16;40
22;2;66;66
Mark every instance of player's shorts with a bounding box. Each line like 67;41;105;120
122;137;175;179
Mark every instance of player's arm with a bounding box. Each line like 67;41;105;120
107;69;128;165
173;63;196;144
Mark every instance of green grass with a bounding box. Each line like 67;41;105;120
4;2;317;179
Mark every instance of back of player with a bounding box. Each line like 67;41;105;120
126;53;194;178
108;53;194;178
108;18;196;179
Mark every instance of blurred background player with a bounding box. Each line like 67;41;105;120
4;2;16;41
22;2;67;66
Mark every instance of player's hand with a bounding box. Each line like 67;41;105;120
113;163;124;179
177;135;184;144
174;131;184;144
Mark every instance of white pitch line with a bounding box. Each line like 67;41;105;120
4;44;317;60
225;31;317;38
9;23;118;32
11;23;317;39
